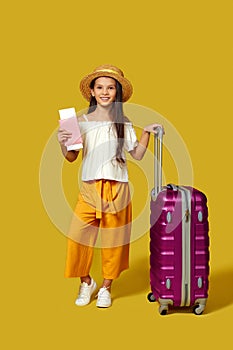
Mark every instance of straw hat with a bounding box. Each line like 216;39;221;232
79;64;133;102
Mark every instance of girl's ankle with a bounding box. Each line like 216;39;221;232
81;276;91;285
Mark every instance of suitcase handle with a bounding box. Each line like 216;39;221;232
152;126;164;200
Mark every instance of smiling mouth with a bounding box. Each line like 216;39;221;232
100;97;111;102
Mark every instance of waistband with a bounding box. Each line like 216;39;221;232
81;180;129;219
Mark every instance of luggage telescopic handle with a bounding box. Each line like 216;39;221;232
153;126;164;199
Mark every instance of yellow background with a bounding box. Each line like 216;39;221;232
1;0;233;349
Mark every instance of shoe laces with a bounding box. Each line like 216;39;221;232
95;286;110;299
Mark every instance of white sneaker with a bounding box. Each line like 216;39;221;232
75;278;97;306
96;287;112;308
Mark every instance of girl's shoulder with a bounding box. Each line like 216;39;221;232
77;114;133;124
77;114;88;122
79;112;106;122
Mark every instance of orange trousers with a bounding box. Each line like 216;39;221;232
64;180;132;279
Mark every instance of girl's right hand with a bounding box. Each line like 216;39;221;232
57;128;72;145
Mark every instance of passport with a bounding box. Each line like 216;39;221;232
58;108;83;151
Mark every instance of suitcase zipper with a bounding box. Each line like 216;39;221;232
179;187;191;307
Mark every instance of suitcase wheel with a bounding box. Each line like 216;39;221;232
147;292;156;302
193;304;204;315
159;305;168;315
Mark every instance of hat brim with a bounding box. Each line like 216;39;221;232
80;71;133;102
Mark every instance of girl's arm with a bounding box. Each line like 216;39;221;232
57;128;79;162
129;123;163;161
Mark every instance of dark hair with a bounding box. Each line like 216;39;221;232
88;77;126;165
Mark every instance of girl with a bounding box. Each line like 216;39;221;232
57;64;163;308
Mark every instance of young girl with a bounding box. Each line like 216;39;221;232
57;64;163;308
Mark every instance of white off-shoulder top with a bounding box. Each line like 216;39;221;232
78;115;138;182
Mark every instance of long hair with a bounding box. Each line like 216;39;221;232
88;78;126;165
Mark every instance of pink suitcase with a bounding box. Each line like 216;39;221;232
147;128;210;315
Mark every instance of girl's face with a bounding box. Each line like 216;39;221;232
91;77;117;106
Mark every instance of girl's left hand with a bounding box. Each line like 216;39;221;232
144;123;165;134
